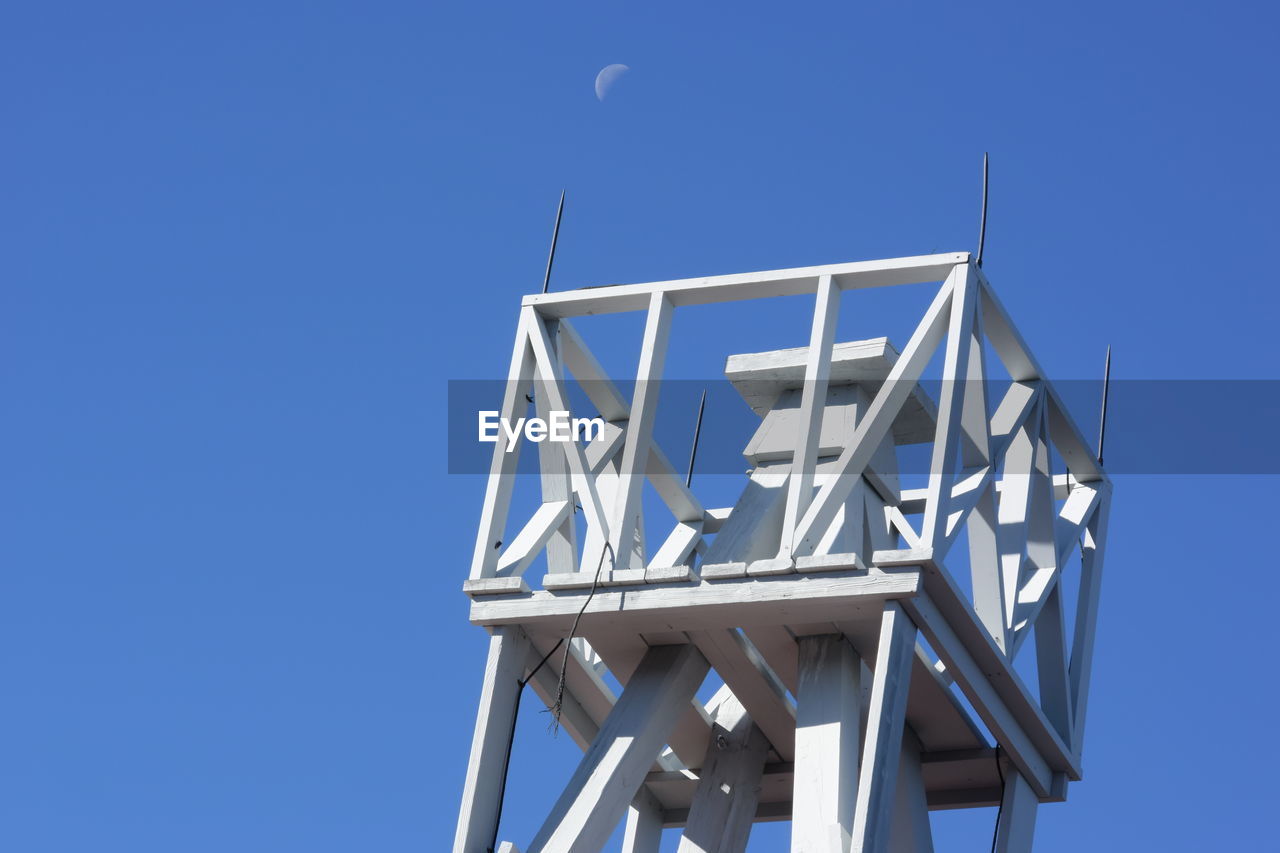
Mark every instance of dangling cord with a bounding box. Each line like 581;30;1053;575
549;541;615;733
990;744;1006;853
488;636;564;853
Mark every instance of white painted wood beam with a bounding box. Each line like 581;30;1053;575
470;312;536;580
993;765;1038;853
528;644;710;853
850;602;917;853
888;738;934;853
533;318;580;574
690;628;796;761
794;271;957;555
650;520;704;570
893;587;1054;795
677;697;769;853
975;271;1106;485
525;307;613;571
453;626;531;853
792;634;862;853
782;273;841;558
495;500;573;577
524;253;969;318
1068;491;1111;755
559;318;705;523
622;786;665;853
920;263;979;548
610;293;675;570
471;569;922;634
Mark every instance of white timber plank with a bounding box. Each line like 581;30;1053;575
559;319;705;523
677;696;769;853
650;520;704;570
524;253;969;318
894;587;1054;796
993;765;1039;853
919;262;979;548
471;312;536;580
584;631;714;771
528;644;710;853
1069;490;1111;754
495;500;573;577
782;273;841;557
794;272;957;555
1032;581;1074;746
472;568;922;634
453;626;531;853
610;292;675;569
888;736;934;853
850;602;918;853
622;786;665;853
741;624;799;694
689;628;796;761
533;317;579;573
525;307;613;571
975;271;1106;485
792;634;862;853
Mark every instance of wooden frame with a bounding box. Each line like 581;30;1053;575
455;253;1112;852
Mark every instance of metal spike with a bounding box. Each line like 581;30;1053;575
1097;345;1111;466
976;152;989;267
541;189;566;294
686;389;707;488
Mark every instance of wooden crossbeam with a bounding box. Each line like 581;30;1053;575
676;696;769;853
793;635;862;851
850;602;917;853
689;629;796;761
610;293;674;570
559;319;705;524
528;644;710;852
470;312;537;580
793;270;958;555
524;252;968;318
781;273;841;558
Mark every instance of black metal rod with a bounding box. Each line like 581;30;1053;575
541;189;566;294
1097;345;1111;466
686;389;707;488
977;152;989;267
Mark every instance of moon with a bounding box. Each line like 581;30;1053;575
594;64;629;101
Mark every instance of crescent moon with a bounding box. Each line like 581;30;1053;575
594;64;629;101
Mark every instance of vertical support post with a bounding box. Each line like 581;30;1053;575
888;736;934;853
851;602;917;853
622;787;665;853
920;262;979;547
782;273;840;558
453;627;531;853
678;697;769;853
793;635;861;852
533;317;579;573
470;314;536;579
529;644;708;853
609;292;674;570
993;765;1039;853
1069;489;1111;753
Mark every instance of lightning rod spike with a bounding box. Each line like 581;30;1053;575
976;152;989;267
1097;345;1111;466
686;389;707;488
541;189;566;294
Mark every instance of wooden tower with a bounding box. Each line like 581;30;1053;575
453;253;1112;852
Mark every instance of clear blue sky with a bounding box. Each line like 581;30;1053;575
4;1;1277;850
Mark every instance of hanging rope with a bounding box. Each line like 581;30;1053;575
548;541;615;732
487;636;564;853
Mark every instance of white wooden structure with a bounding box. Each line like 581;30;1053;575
454;252;1111;852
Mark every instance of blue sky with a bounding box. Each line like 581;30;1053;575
3;1;1278;850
